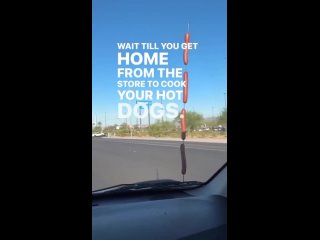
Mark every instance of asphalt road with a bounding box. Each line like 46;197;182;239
92;138;227;191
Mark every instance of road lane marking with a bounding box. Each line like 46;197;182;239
94;139;227;152
99;139;227;150
99;138;227;147
101;137;227;145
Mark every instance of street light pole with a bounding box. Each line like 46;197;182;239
224;92;227;133
161;96;163;124
147;102;151;128
139;106;142;129
104;112;106;128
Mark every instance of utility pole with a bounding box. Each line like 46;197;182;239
224;92;227;133
130;117;132;138
104;112;106;128
148;103;150;128
135;101;138;128
161;96;163;124
212;107;214;120
139;106;142;129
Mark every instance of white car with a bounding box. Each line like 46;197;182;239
92;133;105;137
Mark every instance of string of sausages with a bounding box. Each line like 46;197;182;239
180;28;190;181
181;32;190;141
181;31;189;141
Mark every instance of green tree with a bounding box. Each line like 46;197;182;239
217;108;227;126
148;120;177;137
120;123;128;129
92;126;102;133
204;118;217;129
175;111;204;131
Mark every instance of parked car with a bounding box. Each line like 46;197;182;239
213;126;226;132
92;133;105;137
197;127;211;132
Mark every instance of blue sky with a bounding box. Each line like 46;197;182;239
92;0;226;125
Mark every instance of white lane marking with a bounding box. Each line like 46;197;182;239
100;138;226;148
97;139;227;152
100;138;227;147
101;138;227;145
114;139;226;148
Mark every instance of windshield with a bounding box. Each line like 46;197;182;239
92;0;227;191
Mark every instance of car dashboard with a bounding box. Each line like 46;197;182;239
92;166;227;240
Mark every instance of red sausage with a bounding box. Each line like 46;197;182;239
185;32;190;43
183;49;188;65
183;71;188;103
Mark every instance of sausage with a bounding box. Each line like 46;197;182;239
180;143;187;175
181;109;187;140
183;49;188;65
185;32;190;43
183;71;188;103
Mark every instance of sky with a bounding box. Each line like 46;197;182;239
92;0;226;126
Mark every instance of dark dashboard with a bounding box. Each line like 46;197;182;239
92;166;227;240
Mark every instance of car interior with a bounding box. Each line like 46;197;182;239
92;163;227;240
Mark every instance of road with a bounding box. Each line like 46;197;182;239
92;137;227;191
